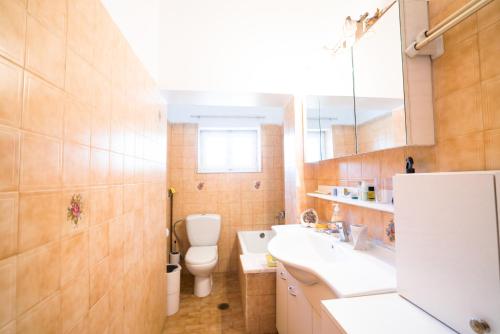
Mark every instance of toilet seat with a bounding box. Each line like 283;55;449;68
185;246;218;265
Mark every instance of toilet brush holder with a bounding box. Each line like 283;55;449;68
166;264;181;316
169;251;180;265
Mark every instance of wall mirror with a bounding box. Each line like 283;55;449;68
303;0;434;161
303;48;356;163
304;95;356;162
352;1;406;153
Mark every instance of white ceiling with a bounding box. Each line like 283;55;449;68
102;0;397;125
163;90;291;108
157;0;389;95
164;90;291;125
103;0;391;94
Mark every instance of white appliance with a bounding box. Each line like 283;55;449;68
394;172;500;334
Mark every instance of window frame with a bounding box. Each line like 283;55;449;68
197;126;262;174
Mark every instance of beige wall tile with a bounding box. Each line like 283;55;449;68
361;153;380;181
481;75;500;130
93;2;113;78
0;0;167;330
108;216;124;253
0;57;23;127
16;241;60;315
64;96;91;146
27;0;66;36
433;35;480;98
110;118;124;154
168;124;284;272
89;223;109;267
90;256;109;306
89;186;111;225
60;231;88;286
478;21;500;81
109;185;122;219
18;190;61;251
0;126;20;191
0;257;16;328
60;271;89;334
437;132;485;171
443;14;477;47
90;148;109;186
108;243;124;284
485;129;500;169
0;193;18;260
0;0;26;65
16;293;61;334
108;277;123;320
90;106;110;151
109;152;123;185
63;142;90;187
25;16;66;88
67;0;95;63
123;156;135;184
435;84;483;139
0;321;15;334
477;0;500;31
65;315;88;334
22;72;65;138
88;292;109;334
110;29;126;92
65;50;95;107
429;0;471;29
379;148;406;180
20;132;62;190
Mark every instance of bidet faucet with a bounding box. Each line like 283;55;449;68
335;222;349;242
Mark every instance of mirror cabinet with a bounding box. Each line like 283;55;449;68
304;96;356;162
303;0;434;162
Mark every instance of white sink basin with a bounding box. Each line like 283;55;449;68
267;224;396;298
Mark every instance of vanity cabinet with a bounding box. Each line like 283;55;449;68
276;262;313;334
276;262;288;334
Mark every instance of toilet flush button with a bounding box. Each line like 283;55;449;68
469;318;490;334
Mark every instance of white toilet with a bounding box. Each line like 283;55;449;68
184;214;221;297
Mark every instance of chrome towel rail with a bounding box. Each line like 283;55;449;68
406;0;495;58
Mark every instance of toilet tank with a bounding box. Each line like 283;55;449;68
186;214;221;246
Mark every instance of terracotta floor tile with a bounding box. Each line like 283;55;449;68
162;273;246;334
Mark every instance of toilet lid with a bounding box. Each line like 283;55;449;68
186;246;218;265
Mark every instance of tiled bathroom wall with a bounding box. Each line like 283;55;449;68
0;0;168;333
308;0;500;244
167;123;284;273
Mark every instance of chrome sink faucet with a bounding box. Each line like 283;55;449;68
335;222;349;242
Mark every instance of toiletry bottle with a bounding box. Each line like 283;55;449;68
360;181;368;201
329;204;345;230
367;185;376;201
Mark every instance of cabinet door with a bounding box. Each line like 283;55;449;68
287;273;313;334
276;262;288;334
395;173;500;333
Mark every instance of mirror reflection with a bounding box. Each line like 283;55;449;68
304;95;356;162
352;1;406;153
303;45;356;162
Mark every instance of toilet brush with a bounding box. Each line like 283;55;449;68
170;240;180;265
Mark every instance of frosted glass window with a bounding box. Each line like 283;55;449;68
198;128;261;173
